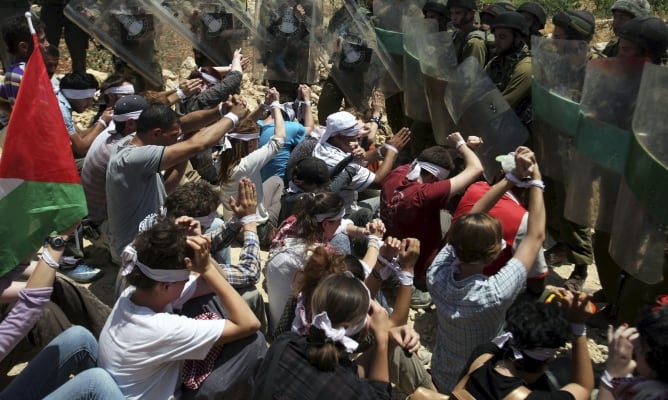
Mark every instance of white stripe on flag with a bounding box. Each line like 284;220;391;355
0;178;24;201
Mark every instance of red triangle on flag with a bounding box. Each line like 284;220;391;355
0;32;80;184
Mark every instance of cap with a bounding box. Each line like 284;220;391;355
491;11;530;36
517;2;547;29
113;95;148;115
611;0;651;18
321;111;359;143
292;157;330;186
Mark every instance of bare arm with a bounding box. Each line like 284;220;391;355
367;301;391;383
370;128;411;186
70;108;112;157
298;84;314;134
179;107;220;134
512;163;546;272
447;132;483;195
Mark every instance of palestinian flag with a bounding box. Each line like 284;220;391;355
0;20;87;276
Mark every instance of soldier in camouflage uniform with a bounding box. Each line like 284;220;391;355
602;0;651;58
517;2;546;48
484;11;531;123
448;0;487;68
616;15;668;64
545;9;597;292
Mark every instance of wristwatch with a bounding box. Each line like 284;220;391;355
45;236;67;249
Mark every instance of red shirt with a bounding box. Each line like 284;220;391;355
452;181;527;276
380;164;452;279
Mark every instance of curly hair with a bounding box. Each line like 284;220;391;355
292;192;345;243
164;181;220;218
503;299;570;372
449;213;503;264
127;218;192;289
636;305;668;382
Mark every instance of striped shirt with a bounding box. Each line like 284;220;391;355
81;127;120;223
427;244;527;392
0;62;25;106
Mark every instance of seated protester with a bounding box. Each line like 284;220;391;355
179;51;244;114
271;246;434;396
99;197;264;399
0;228;113;394
427;147;545;393
257;84;313;183
161;180;268;332
89;75;135;130
255;273;393;400
615;16;668;64
597;304;668;399
409;291;595;400
57;72;112;158
279;156;356;225
81;95;148;249
217;88;285;248
313;111;411;226
451;152;549;295
380;133;484;287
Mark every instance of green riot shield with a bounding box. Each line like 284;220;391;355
445;57;529;181
563;58;645;232
610;63;668;284
402;16;437;122
141;0;254;68
418;30;457;145
372;0;423;80
65;0;164;89
530;36;588;182
254;0;322;84
321;1;401;110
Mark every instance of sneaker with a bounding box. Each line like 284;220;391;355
60;263;104;284
410;287;433;310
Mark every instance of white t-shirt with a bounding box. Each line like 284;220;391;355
99;286;225;400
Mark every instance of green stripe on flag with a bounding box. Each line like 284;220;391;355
0;181;87;276
575;115;630;174
625;134;668;226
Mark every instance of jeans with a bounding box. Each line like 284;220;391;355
0;326;123;400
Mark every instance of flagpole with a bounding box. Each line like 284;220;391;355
24;12;36;35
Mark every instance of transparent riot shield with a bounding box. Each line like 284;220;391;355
254;0;322;84
530;36;588;182
563;58;645;232
372;0;424;78
141;0;254;68
320;1;401;111
418;30;457;145
609;63;668;284
444;57;529;181
402;16;437;122
65;0;164;90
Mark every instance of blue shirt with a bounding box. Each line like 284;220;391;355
258;119;306;182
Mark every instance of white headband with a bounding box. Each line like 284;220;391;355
120;245;191;283
112;110;143;122
200;70;220;84
61;88;96;99
221;132;260;151
311;311;367;353
315;207;345;222
492;332;559;361
406;160;450;181
103;83;135;95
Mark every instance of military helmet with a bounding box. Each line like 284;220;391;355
552;10;596;41
618;16;668;56
491;11;530;36
611;0;651;18
447;0;477;11
423;0;449;18
480;2;516;19
517;2;547;29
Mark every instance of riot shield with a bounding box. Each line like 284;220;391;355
609;63;668;284
320;1;402;111
141;0;254;67
563;58;645;232
372;0;424;78
444;58;529;181
402;16;437;123
254;0;322;84
530;36;588;182
418;30;457;145
65;0;164;90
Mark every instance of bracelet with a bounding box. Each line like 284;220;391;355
367;240;380;250
600;370;615;390
97;118;107;129
269;101;281;110
240;214;260;225
455;140;466;150
528;179;545;191
301;100;311;106
376;146;385;160
223;112;239;128
570;323;587;336
39;245;60;269
504;172;524;186
368;116;382;125
384;144;398;154
175;87;186;100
